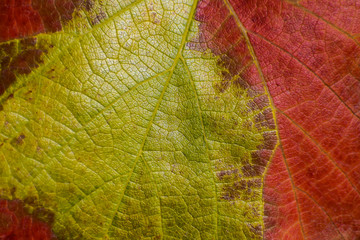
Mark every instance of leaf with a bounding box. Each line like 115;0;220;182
0;0;275;239
0;0;359;240
194;0;360;239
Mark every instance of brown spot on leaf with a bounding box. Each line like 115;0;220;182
11;134;26;145
262;131;278;150
24;196;37;205
6;94;14;100
247;223;263;236
221;180;247;201
91;9;106;25
251;149;272;167
0;37;47;96
83;0;95;11
242;164;264;177
216;169;240;180
221;178;263;201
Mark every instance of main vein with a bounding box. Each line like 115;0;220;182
104;0;199;235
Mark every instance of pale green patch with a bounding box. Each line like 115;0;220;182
0;0;273;239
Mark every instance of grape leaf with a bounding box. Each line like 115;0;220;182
194;0;360;239
0;0;359;239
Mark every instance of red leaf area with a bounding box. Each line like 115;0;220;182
0;0;88;42
195;0;360;239
0;199;55;240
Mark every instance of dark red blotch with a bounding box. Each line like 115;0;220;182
0;37;46;95
0;199;56;239
0;0;93;42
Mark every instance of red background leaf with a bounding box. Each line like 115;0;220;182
195;0;360;239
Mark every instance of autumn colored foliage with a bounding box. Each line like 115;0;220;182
0;0;359;239
195;0;360;238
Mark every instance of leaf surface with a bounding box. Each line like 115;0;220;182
0;0;359;239
193;0;360;239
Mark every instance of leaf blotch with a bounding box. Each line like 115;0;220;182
0;0;101;42
0;199;56;239
15;134;26;145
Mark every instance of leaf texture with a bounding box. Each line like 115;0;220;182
193;0;360;239
0;0;359;239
